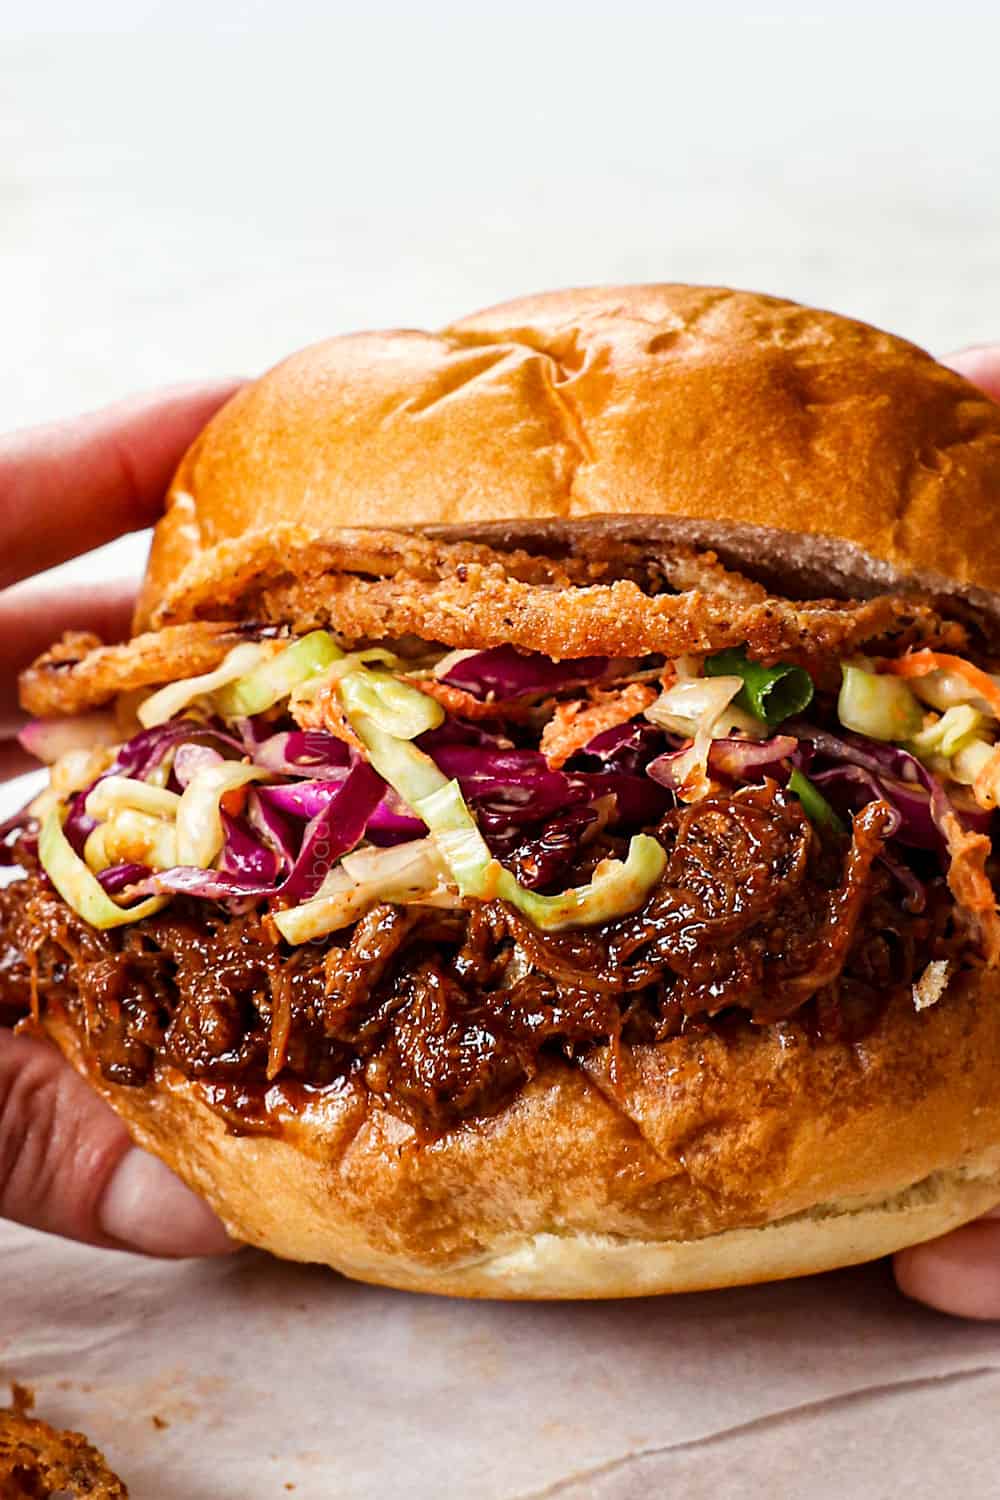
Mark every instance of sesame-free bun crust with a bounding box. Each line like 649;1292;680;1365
138;283;1000;628
45;969;1000;1297
104;284;1000;1296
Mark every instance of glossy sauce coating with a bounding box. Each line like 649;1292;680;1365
0;784;959;1134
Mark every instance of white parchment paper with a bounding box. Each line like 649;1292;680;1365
2;1222;999;1498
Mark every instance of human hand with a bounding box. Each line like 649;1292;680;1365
0;382;242;1257
893;342;1000;1318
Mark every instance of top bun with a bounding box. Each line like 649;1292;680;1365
138;284;1000;628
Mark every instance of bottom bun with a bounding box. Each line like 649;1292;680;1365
44;969;1000;1299
432;1165;1000;1298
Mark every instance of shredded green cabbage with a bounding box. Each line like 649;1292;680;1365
838;664;922;742
85;775;181;821
952;738;997;788
176;761;269;868
339;668;444;740
290;647;400;703
909;704;987;761
39;808;167;928
644;675;745;736
84;809;178;873
350;714;450;804
138;642;273;728
214;631;342;717
273;839;458;943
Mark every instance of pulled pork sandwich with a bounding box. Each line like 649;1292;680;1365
4;284;1000;1298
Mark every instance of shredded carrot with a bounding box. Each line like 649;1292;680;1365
885;649;1000;718
540;683;658;769
941;811;1000;966
292;686;365;750
407;678;538;723
219;786;249;817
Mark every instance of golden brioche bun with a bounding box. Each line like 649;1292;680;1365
68;284;1000;1296
137;283;1000;628
46;971;1000;1296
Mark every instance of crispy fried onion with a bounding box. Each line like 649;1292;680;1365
209;566;959;670
144;523;775;627
0;1385;128;1498
21;528;964;716
20;623;253;717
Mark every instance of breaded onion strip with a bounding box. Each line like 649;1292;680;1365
20;622;248;717
147;526;783;630
20;525;966;716
231;568;962;668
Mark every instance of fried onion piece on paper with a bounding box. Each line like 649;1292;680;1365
0;1385;129;1498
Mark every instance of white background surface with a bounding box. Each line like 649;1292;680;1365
4;2;1000;428
3;1;999;586
3;6;1000;1496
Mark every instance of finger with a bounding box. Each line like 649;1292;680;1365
940;345;1000;403
0;380;241;590
0;577;138;736
0;1028;237;1256
894;1216;1000;1320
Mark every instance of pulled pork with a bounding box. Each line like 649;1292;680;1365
0;785;960;1135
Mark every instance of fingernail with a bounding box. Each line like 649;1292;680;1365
100;1147;238;1256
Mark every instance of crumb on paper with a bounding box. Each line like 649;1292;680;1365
9;1385;34;1417
913;959;950;1011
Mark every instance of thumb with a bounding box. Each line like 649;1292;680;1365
0;1028;236;1256
940;344;1000;403
894;1204;1000;1321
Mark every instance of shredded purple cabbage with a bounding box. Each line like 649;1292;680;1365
245;728;353;776
647;734;798;793
365;792;426;847
95;862;151;894
791;722;991;848
246;790;297;876
279;762;386;905
439;646;613;701
258;779;349;820
572;721;667;777
127;866;277;902
220;811;281;884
